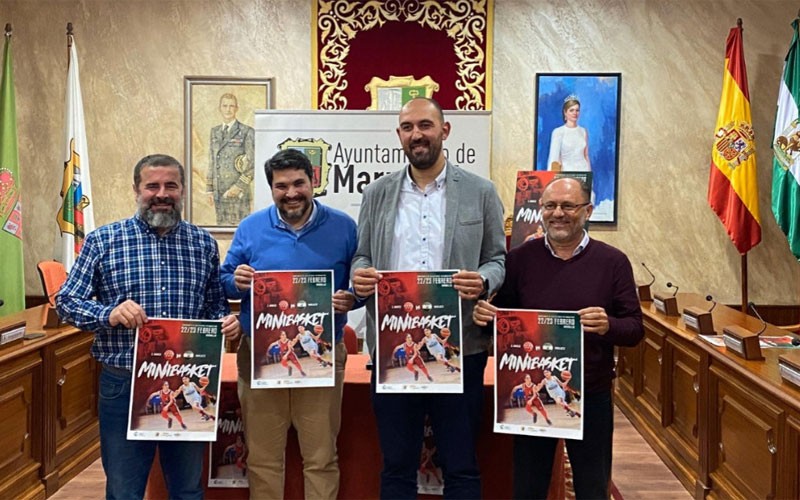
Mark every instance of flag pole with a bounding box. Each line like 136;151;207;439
741;254;748;312
739;17;748;314
66;22;73;58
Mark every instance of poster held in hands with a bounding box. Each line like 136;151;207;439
494;309;584;440
250;270;335;388
376;270;463;394
128;318;224;441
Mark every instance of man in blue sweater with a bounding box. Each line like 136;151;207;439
220;149;359;499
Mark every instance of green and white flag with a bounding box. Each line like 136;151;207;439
0;31;24;316
773;18;800;260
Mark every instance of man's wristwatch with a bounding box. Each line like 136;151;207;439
478;276;490;300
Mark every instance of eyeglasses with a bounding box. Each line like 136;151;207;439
541;202;591;214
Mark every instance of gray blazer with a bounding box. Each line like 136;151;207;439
351;162;506;356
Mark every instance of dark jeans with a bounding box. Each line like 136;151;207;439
371;351;488;500
512;390;613;500
99;366;205;500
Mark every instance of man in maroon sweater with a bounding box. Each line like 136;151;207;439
474;177;643;499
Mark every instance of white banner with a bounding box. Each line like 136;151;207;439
253;110;491;343
253;110;491;221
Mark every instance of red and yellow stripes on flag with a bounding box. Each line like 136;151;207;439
57;139;88;255
708;23;761;254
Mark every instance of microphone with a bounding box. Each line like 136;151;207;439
706;295;717;312
641;263;656;286
747;302;768;336
666;282;679;297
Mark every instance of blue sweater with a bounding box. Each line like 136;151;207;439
220;202;358;341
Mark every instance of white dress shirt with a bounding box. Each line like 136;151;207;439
390;165;447;270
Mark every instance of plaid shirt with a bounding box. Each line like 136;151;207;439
56;215;230;369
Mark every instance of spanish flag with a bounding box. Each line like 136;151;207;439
708;21;761;254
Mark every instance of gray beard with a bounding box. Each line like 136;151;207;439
140;200;182;231
143;209;181;230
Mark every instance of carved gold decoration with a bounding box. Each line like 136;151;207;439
364;75;440;110
315;0;492;110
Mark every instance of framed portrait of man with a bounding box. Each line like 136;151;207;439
184;76;274;231
533;73;621;224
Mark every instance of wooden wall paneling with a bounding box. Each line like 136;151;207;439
44;333;100;495
707;363;782;499
615;343;639;402
0;306;100;498
784;413;800;499
639;319;665;426
695;348;711;498
662;335;701;493
0;351;44;499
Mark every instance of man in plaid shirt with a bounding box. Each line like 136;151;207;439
57;154;240;500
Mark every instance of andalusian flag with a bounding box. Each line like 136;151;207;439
56;35;94;271
0;31;24;316
708;22;761;254
772;19;800;260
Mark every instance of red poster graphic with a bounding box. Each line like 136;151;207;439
208;383;248;488
128;318;224;442
417;416;444;495
376;270;463;394
250;270;335;388
494;309;584;440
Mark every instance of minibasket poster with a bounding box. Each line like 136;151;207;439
128;318;224;441
250;270;335;388
375;270;463;394
209;383;248;487
494;309;584;440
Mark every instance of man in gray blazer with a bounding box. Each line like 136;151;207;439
352;97;506;499
206;93;255;225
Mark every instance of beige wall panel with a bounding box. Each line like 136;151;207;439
4;0;800;305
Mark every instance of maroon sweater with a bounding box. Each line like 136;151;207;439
494;237;644;394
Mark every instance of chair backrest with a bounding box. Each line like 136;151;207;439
37;260;67;306
343;324;359;354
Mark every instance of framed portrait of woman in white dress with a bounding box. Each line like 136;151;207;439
533;73;622;224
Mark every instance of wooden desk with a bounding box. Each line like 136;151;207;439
148;353;529;499
0;306;100;499
616;293;800;499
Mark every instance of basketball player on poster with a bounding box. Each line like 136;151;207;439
392;333;432;382
268;331;306;377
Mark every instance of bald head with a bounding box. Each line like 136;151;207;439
396;97;450;172
540;177;593;250
400;97;445;123
542;177;591;204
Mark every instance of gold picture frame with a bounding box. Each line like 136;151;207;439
184;76;274;232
